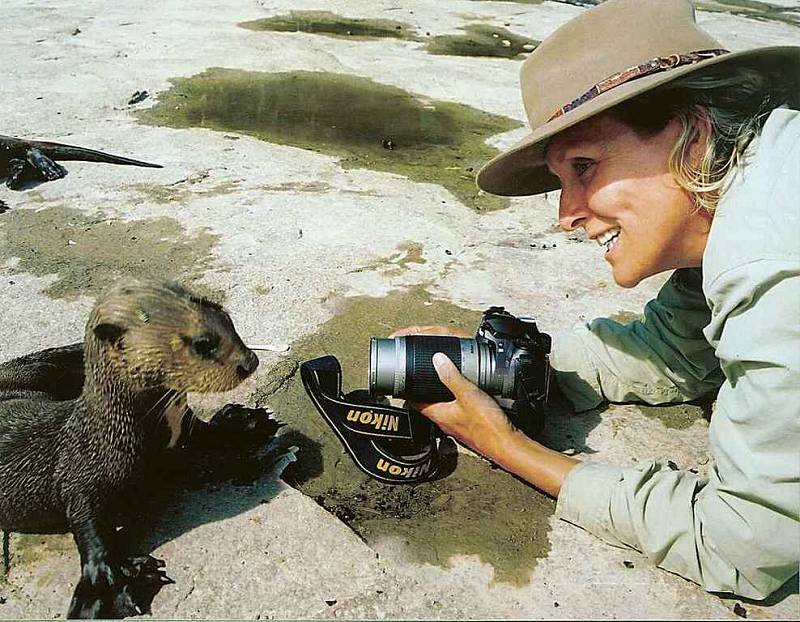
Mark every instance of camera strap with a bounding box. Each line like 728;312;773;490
300;355;441;484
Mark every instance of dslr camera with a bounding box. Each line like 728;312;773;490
301;307;551;484
370;306;551;433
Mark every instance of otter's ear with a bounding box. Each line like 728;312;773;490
93;323;126;347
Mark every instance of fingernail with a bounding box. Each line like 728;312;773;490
432;352;447;370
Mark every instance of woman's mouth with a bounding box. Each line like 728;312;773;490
597;227;621;254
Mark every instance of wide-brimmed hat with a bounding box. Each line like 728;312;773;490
476;0;800;197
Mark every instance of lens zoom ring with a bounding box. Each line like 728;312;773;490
406;336;462;402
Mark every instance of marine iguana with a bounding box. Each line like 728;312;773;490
0;135;162;191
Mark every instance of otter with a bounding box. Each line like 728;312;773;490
0;279;260;618
0;135;162;190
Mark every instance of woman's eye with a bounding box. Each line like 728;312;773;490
573;160;594;178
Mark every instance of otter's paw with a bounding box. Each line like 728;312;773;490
68;557;117;619
113;555;173;617
206;404;283;447
67;555;172;619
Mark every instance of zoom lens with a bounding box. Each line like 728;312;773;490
369;336;492;402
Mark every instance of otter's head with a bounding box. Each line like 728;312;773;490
86;279;259;393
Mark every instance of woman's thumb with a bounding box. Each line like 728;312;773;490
432;352;470;395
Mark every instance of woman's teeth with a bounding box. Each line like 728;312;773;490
597;227;620;253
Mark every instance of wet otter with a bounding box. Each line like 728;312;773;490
0;135;162;190
0;279;259;618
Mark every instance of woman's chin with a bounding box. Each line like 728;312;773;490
610;265;644;289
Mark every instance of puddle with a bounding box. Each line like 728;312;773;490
251;285;555;585
696;0;800;26
239;11;419;40
425;25;539;59
0;206;222;300
466;0;601;5
136;68;519;212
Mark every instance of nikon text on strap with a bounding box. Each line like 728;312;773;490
301;355;442;484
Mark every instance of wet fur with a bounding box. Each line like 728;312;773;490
0;279;258;618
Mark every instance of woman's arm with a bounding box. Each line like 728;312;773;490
550;267;724;412
556;261;800;600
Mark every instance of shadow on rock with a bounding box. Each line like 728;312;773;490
115;404;323;557
540;373;605;456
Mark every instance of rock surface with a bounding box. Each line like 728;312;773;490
1;0;798;619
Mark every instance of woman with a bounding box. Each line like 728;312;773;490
394;0;799;600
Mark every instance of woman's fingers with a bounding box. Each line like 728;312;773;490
432;352;475;398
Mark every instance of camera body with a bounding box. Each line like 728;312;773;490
369;306;551;408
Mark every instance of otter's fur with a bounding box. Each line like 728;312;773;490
0;279;258;618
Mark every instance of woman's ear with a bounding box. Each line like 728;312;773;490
686;106;713;167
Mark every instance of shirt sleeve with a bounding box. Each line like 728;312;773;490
555;260;800;600
549;267;724;412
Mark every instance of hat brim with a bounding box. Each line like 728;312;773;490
476;46;800;197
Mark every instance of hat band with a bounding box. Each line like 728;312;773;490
547;48;729;122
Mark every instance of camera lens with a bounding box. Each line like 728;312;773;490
370;336;490;402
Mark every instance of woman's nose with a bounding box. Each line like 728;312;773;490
558;185;590;231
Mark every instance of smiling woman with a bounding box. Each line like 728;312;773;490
545;114;712;288
395;0;800;601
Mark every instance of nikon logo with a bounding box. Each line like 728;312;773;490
346;409;399;432
376;458;432;479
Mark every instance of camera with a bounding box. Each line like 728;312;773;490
369;306;552;408
300;307;552;484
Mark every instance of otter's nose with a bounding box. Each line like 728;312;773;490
237;349;259;379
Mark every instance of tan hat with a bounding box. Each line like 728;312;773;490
476;0;800;197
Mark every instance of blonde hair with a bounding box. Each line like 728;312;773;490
613;65;797;213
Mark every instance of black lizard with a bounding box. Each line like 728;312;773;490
0;135;162;191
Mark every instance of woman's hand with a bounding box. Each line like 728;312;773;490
389;324;515;459
412;353;518;460
388;325;579;497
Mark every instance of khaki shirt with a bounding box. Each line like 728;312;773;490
550;108;800;599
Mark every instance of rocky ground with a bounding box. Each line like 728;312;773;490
1;0;798;619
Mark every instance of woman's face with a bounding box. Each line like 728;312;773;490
545;113;712;288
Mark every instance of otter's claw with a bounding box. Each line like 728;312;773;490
205;404;283;447
68;554;171;619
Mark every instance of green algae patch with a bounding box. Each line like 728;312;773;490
239;11;420;40
252;285;555;584
636;403;707;430
353;241;427;277
137;68;519;212
127;179;242;205
0;206;222;300
8;533;74;572
425;25;539;59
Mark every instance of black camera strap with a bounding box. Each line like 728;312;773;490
301;355;441;484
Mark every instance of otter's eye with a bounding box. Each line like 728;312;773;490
191;333;220;359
